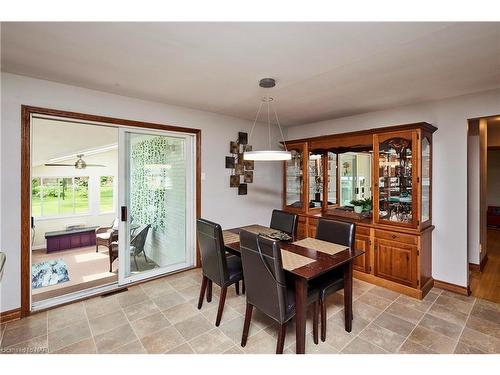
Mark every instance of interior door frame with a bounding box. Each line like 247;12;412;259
21;105;201;318
117;126;197;285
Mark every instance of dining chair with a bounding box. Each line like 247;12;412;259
269;209;298;239
239;230;319;354
196;218;244;326
108;224;151;272
312;218;355;342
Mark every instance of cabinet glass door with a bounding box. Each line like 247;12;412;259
327;152;337;206
308;152;323;208
376;132;416;226
285;145;304;209
421;137;431;223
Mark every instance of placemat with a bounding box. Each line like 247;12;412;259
281;250;315;271
223;231;240;245
292;237;349;255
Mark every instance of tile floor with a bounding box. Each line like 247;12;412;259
1;267;500;354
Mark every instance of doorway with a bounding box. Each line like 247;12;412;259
467;114;500;303
21;106;201;317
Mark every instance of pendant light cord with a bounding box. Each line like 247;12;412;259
267;97;271;149
248;100;265;144
272;101;288;152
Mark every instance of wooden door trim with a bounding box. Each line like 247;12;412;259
21;105;202;318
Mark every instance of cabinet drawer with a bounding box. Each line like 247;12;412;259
375;229;418;245
356;226;370;236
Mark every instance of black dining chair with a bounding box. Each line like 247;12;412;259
269;209;298;239
311;218;355;342
239;230;319;354
196;218;244;326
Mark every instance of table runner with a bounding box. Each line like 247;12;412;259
292;237;349;255
239;224;277;235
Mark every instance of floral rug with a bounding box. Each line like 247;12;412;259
32;258;70;289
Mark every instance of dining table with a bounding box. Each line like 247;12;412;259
222;224;364;354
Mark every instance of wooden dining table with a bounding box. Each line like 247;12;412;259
223;224;364;354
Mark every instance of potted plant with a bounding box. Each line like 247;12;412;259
350;199;364;213
361;197;372;212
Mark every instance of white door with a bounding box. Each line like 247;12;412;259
118;127;196;285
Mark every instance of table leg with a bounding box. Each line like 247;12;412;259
294;277;307;354
344;261;353;332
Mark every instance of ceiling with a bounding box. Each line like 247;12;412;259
32;118;117;165
2;22;500;126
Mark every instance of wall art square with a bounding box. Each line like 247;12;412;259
225;156;235;168
230;175;240;187
235;164;244;175
244;171;253;183
238;183;248;195
244;160;254;170
238;132;248;145
230;141;239;154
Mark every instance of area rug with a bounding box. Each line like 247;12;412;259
32;258;70;289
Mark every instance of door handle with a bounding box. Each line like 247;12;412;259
121;206;128;222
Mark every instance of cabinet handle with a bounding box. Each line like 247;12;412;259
391;234;397;239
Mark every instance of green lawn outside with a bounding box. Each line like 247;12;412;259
100;185;114;212
32;177;114;217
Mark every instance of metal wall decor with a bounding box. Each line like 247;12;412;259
226;131;253;195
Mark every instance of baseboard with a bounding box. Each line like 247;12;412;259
434;279;471;296
469;263;480;272
469;254;488;273
0;308;21;324
353;270;426;299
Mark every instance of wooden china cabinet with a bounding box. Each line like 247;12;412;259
282;122;436;299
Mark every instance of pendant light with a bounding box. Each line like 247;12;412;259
243;78;291;161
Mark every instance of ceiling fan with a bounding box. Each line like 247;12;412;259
45;154;106;169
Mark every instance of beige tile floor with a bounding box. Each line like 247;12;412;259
1;267;500;354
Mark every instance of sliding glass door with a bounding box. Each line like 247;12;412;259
118;128;196;285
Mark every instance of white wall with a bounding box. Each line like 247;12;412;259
468;135;480;265
31;149;118;249
0;72;283;312
286;88;500;288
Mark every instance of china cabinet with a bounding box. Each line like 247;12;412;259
282;122;437;299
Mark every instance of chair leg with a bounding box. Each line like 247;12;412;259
241;303;253;347
198;276;208;309
242;280;245;294
134;254;139;271
207;280;212;302
320;297;327;342
96;244;99;253
276;323;287;354
215;286;227;327
235;281;240;295
143;251;148;263
313;300;319;345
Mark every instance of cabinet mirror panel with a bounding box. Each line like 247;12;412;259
338;152;372;207
309;152;323;208
286;148;304;208
422;137;431;222
378;137;413;224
